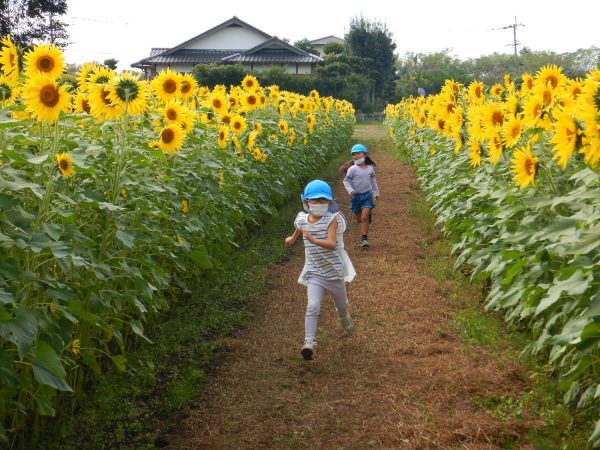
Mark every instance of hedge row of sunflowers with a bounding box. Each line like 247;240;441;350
385;66;600;442
0;35;354;444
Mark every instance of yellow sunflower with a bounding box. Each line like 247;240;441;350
87;66;115;87
502;114;525;148
77;62;99;92
241;75;259;91
70;338;80;355
287;128;296;147
487;133;504;165
278;119;289;134
206;91;228;114
107;71;148;116
0;35;19;84
230;114;247;135
217;125;229;149
550;108;581;169
0;75;18;105
160;99;185;124
534;65;565;91
151;68;180;102
21;74;72;122
157;124;185;154
520;73;534;95
306;113;316;132
73;92;91;114
490;83;504;99
56;152;74;177
88;83;122;121
24;42;64;79
254;121;262;133
242;92;259;111
468;138;483;167
179;72;198;99
247;129;258;150
511;145;538;188
181;199;189;213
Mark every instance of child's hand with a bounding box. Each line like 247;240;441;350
302;229;314;243
284;236;295;247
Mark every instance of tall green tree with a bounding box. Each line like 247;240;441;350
0;0;69;47
345;15;396;107
293;38;317;55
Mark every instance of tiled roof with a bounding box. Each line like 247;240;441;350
309;36;344;45
132;49;241;67
223;49;321;63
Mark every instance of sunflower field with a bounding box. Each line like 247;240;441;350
0;36;354;445
385;67;600;442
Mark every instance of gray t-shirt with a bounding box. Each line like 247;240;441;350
343;164;380;197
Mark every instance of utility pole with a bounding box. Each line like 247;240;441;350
500;17;524;76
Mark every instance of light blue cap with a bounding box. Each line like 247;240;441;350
301;180;333;201
351;143;368;154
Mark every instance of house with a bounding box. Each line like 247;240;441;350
309;36;345;57
131;16;324;78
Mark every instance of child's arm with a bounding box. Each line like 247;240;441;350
370;168;380;200
302;220;337;250
285;228;302;247
342;168;356;195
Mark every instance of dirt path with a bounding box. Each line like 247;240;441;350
163;124;529;449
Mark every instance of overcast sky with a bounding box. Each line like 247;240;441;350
62;0;599;72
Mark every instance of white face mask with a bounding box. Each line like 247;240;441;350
354;157;365;165
308;203;329;216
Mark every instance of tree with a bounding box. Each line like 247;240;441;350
0;0;69;48
103;58;118;71
322;42;345;56
345;15;396;107
293;38;317;55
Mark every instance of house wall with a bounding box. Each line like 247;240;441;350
186;27;267;50
246;63;314;75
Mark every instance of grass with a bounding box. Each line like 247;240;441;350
389;135;595;450
38;146;353;450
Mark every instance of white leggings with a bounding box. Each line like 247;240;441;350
305;276;349;343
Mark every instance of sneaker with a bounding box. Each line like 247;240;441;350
301;340;316;360
340;312;354;332
360;238;369;247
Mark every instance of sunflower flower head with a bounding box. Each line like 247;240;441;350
24;42;65;79
108;71;148;116
511;145;539;188
70;338;80;355
56;152;74;177
22;74;72;122
151;68;180;102
0;35;20;84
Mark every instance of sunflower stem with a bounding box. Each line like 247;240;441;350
538;162;558;196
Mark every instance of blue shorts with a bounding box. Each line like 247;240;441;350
350;191;375;214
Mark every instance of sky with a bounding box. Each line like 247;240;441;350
62;0;599;72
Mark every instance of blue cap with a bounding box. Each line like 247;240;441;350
301;180;333;201
351;143;368;154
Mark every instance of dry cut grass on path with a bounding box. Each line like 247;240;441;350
162;124;534;449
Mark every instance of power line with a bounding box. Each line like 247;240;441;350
497;16;524;75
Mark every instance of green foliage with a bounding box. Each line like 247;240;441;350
322;42;345;56
0;0;69;48
102;58;118;71
293;38;317;55
395;46;600;99
386;112;600;445
346;15;397;106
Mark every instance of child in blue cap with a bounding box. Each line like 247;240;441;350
342;143;380;247
285;180;356;360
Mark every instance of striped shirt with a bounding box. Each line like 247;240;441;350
343;164;380;197
295;211;344;281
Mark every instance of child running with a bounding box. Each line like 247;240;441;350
285;180;356;360
342;143;380;247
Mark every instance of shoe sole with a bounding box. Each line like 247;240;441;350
301;347;313;360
